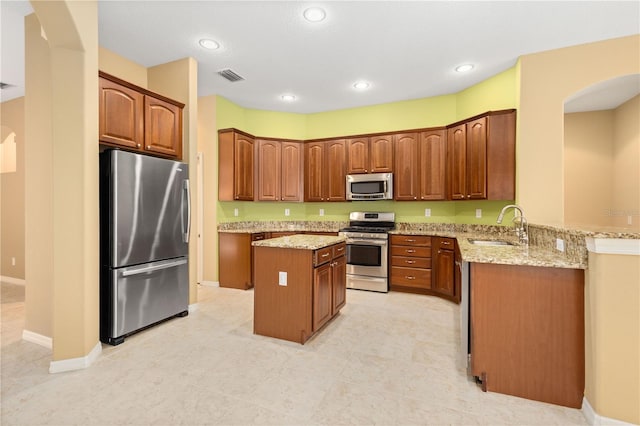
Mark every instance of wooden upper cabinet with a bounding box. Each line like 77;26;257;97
144;95;182;159
346;137;369;174
99;73;183;160
256;139;303;202
305;139;346;202
256;139;281;201
447;110;515;201
347;135;393;174
394;133;419;200
219;129;255;201
99;77;144;150
420;129;447;200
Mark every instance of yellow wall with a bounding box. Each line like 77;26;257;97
0;97;25;280
564;111;614;227
98;46;147;88
517;35;640;226
585;252;640;424
612;95;640;230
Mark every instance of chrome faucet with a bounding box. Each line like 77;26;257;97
497;204;529;245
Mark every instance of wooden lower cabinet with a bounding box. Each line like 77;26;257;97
389;235;432;293
218;232;265;289
432;237;460;303
253;242;346;344
470;263;585;408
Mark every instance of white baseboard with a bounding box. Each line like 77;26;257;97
582;397;637;426
188;303;198;313
49;341;102;374
22;329;53;349
1;275;26;285
199;280;219;287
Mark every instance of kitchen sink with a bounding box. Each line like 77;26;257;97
467;238;516;246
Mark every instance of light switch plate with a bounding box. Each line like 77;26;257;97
556;238;565;252
234;208;239;217
284;208;290;216
278;271;287;286
319;208;325;216
424;208;431;217
476;209;482;218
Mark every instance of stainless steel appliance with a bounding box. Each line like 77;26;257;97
346;172;393;200
99;149;190;345
339;212;395;292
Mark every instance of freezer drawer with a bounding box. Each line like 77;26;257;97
101;257;189;345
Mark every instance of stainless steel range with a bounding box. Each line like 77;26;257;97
338;212;395;293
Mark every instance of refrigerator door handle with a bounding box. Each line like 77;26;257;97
121;259;188;277
182;179;191;243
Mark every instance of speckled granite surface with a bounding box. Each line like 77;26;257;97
252;234;346;250
220;221;639;270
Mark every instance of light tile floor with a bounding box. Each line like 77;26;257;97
1;281;588;425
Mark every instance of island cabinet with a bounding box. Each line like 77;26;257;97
99;72;184;160
432;237;460;303
470;263;585;408
447;110;515;201
253;237;346;344
304;139;347;202
394;129;447;201
346;135;393;174
218;232;266;289
389;235;432;293
256;139;303;202
218;129;255;201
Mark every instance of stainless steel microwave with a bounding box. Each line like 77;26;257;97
346;173;393;200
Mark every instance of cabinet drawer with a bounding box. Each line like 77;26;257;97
251;233;267;242
435;237;455;250
391;256;431;269
390;266;431;289
332;242;346;258
390;235;432;246
314;247;333;266
390;245;431;258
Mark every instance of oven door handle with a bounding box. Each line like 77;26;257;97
346;239;387;246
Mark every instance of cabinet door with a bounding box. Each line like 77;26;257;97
369;135;394;173
234;134;255;201
281;141;303;201
434;248;455;297
144;95;182;159
420;129;447;200
99;77;144;150
466;117;487;199
218;233;252;289
447;124;467;200
346;137;369;174
394;133;419;200
332;255;346;314
256;139;281;201
325;139;347;201
313;262;333;331
304;142;325;201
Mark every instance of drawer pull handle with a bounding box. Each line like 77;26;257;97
406;249;416;253
337;247;344;251
406;260;416;264
406;239;416;242
321;253;330;258
405;276;416;280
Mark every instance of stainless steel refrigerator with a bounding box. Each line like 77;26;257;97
100;149;190;345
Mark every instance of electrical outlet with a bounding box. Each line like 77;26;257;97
11;257;16;266
278;271;287;286
628;215;633;225
475;209;482;219
319;208;325;216
233;208;239;217
284;208;290;216
556;238;565;252
424;208;431;217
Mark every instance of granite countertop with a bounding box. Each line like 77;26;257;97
252;234;346;250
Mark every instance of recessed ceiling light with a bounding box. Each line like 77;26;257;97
281;94;296;102
199;39;220;50
303;7;326;22
353;81;370;90
455;64;474;73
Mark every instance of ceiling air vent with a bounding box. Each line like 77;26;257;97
217;69;245;83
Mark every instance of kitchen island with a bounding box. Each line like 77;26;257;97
252;234;346;344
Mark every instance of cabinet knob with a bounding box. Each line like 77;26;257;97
414;197;417;200
467;195;470;198
137;144;141;148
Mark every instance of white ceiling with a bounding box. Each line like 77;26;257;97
1;1;639;113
